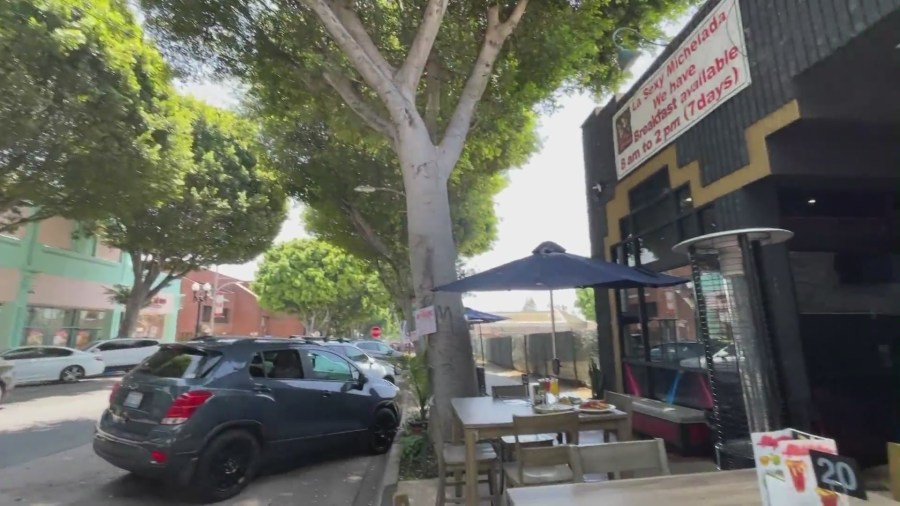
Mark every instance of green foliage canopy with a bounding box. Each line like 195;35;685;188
0;0;192;231
139;0;688;149
96;100;287;335
575;287;596;321
253;238;395;336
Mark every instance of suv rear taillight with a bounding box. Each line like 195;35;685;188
161;390;214;425
109;383;121;404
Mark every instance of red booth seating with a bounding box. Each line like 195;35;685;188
632;397;711;456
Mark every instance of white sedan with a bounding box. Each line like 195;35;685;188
322;342;397;384
83;338;160;372
0;346;105;384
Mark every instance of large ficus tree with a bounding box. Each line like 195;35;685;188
140;0;690;422
0;0;191;232
253;239;395;336
97;101;287;337
265;117;526;326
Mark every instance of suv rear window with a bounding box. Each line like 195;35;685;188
134;346;222;378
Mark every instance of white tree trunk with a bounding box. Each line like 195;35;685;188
398;125;477;429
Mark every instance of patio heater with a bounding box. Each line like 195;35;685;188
673;228;792;470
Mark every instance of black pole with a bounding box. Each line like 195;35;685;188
479;324;485;364
194;299;203;337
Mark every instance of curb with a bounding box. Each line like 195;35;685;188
376;434;404;506
375;379;414;506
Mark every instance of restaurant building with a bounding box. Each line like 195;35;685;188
0;216;180;350
582;0;899;467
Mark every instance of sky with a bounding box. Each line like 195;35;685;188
185;15;693;317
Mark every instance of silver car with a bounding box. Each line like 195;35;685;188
0;357;15;404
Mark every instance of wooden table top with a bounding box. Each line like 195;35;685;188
505;469;896;506
451;396;627;429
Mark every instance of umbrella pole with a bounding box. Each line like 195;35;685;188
479;324;485;365
550;290;560;376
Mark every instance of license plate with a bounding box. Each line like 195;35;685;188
123;391;143;409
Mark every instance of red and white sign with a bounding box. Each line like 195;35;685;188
414;306;437;338
612;0;750;180
141;296;173;316
370;326;382;339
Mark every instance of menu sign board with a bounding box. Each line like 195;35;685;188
752;429;842;506
612;0;751;180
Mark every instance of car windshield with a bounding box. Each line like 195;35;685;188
133;346;222;379
343;346;369;362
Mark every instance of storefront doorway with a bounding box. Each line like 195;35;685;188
781;186;900;466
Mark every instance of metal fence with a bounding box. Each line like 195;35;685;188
484;331;598;385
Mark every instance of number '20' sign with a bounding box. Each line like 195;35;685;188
809;450;867;500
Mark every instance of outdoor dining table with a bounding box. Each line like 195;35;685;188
451;396;632;506
504;468;896;505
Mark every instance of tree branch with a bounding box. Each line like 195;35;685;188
437;0;529;179
395;0;448;93
332;0;396;78
424;58;441;142
299;0;407;114
147;272;180;300
340;199;394;260
322;70;397;140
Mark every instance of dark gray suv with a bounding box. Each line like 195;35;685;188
93;338;400;502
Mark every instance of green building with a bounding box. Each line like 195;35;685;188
0;217;180;351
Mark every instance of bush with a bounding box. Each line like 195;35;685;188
398;434;438;480
401;352;430;421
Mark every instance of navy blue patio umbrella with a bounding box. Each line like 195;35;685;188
464;307;508;364
435;241;688;375
464;307;508;324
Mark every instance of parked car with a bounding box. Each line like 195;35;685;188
352;339;397;360
320;342;397;384
83;338;160;372
93;337;400;502
0;346;105;383
0;357;15;404
680;344;738;371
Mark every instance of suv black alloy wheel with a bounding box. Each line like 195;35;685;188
368;408;398;455
193;429;261;502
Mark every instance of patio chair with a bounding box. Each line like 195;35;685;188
603;390;634;442
491;385;556;461
430;401;501;506
573;438;670;482
502;411;581;491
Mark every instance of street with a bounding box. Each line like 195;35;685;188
0;378;387;505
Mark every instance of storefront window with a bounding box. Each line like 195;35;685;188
23;307;110;348
699;206;718;233
135;314;167;339
628;169;671;210
644;265;700;367
637;224;679;266
675;186;694;214
632;202;673;235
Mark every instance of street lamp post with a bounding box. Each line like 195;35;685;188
191;281;212;337
353;184;405;197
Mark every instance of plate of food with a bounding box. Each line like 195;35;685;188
533;403;576;414
557;395;583;406
578;400;615;414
